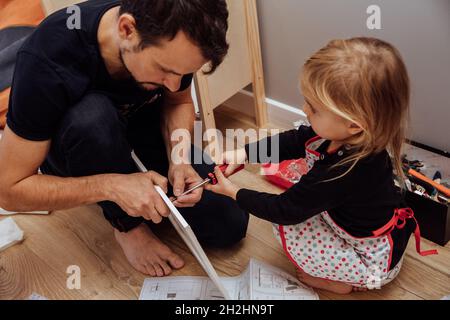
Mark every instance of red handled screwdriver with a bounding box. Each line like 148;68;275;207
172;164;245;202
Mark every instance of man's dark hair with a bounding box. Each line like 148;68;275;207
120;0;229;74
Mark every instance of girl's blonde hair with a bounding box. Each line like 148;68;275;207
300;37;410;183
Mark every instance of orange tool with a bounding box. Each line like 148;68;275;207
408;168;450;197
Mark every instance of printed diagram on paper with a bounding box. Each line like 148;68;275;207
139;259;319;300
139;277;237;300
249;259;318;300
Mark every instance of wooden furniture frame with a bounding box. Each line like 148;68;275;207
194;0;267;131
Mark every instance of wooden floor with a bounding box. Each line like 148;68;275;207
1;109;449;300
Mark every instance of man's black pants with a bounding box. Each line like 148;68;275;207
40;93;249;248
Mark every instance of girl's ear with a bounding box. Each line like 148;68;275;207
347;122;363;135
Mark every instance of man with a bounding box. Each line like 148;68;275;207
0;0;249;277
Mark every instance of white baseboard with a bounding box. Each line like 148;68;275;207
222;90;306;129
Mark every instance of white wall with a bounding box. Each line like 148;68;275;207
255;0;450;151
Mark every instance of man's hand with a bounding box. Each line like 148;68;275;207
204;166;241;200
169;163;203;208
107;171;170;223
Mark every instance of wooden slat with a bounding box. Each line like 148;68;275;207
193;75;216;132
244;0;268;128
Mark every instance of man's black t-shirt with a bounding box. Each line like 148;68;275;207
7;0;193;141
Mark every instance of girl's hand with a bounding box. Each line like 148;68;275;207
222;148;247;177
205;166;241;200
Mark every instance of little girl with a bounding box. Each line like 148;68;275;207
205;37;437;294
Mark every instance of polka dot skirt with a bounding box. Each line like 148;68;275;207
272;140;404;289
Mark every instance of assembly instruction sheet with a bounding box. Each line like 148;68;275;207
139;258;319;300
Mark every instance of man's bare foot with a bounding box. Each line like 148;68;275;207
296;269;353;295
114;223;184;276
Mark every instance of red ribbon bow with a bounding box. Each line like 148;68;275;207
373;208;438;257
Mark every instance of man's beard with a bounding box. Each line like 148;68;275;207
119;49;164;92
